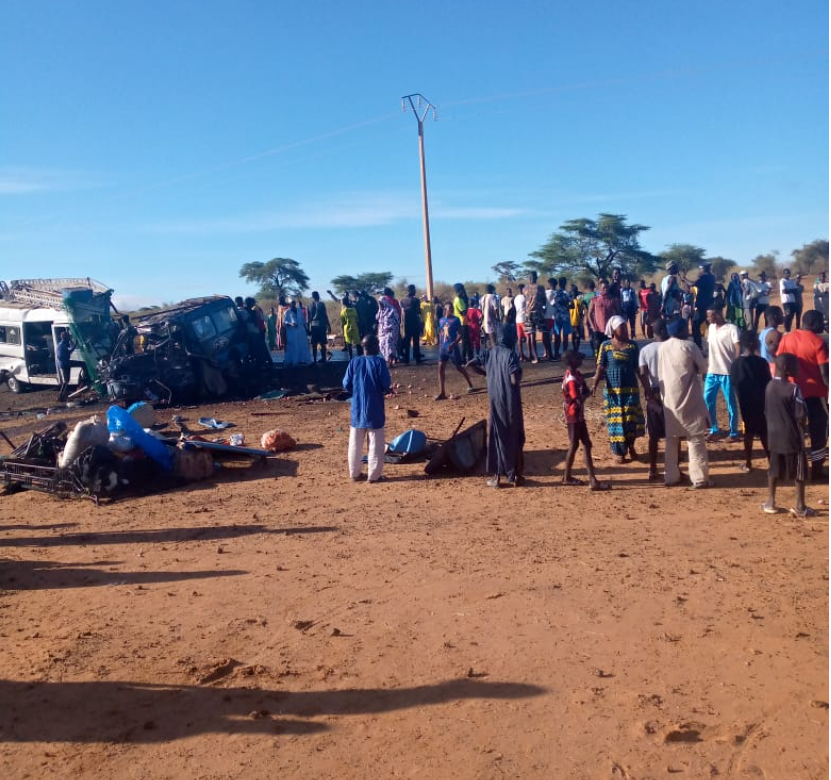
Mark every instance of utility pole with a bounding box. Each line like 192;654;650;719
401;93;437;302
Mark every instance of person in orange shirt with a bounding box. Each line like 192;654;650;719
776;310;829;481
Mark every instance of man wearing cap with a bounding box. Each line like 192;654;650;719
740;271;759;332
660;262;687;318
657;318;711;488
691;262;716;349
755;272;772;331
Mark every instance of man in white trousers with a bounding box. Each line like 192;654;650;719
658;317;712;488
343;333;392;483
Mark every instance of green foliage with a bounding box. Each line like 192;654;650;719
330;271;393;296
239;258;309;299
530;213;657;280
708;256;737;281
752;251;780;278
659;244;707;274
491;261;523;282
790;240;829;276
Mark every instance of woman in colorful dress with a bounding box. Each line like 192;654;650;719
420;294;436;346
591;314;644;463
376;288;401;367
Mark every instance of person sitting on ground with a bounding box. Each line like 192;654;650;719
730;329;771;473
467;325;525;487
343;334;392;484
436;301;475;400
561;349;608;490
762;352;815;517
638;318;669;481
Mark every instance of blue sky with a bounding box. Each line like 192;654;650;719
1;0;827;309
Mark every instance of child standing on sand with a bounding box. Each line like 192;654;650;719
761;352;815;517
561;350;609;490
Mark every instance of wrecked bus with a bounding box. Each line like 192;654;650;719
0;278;116;394
102;295;273;403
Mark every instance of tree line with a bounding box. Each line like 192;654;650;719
239;214;829;300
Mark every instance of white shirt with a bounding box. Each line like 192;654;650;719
757;281;771;305
779;278;797;305
482;293;499;334
514;294;527;324
639;341;662;389
545;289;557;320
706;322;740;375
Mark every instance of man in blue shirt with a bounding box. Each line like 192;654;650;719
56;330;75;401
343;333;392;483
435;304;475;400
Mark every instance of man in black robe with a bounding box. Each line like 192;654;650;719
468;326;525;487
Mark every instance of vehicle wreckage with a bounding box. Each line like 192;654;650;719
102;296;273;404
0;280;274;404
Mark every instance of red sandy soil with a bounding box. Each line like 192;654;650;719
0;358;828;780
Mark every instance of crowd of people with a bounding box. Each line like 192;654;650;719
340;264;828;517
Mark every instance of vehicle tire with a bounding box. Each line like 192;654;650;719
6;375;26;394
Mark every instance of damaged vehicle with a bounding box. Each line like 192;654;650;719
101;296;273;404
0;278;116;394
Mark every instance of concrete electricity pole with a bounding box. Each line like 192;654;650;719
401;93;437;302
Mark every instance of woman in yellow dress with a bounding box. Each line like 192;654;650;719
340;296;361;359
421;295;436;346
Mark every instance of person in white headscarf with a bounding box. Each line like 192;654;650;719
590;314;644;463
283;299;311;366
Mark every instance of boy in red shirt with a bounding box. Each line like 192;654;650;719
561;350;609;490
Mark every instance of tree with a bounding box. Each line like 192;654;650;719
752;251;780;278
790;240;829;276
530;213;658;280
330;272;393;296
491;261;523;283
660;244;707;274
708;256;737;281
239;258;309;299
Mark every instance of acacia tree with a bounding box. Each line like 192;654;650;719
330;272;393;295
752;251;780;278
491;261;523;283
529;213;657;280
660;244;707;274
708;256;737;281
790;240;829;275
239;258;309;298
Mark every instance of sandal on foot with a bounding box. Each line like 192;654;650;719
739;464;751;473
760;503;780;514
486;477;501;489
466;387;477;394
562;477;584;486
434;393;447;401
647;471;660;481
789;506;817;518
590;481;611;491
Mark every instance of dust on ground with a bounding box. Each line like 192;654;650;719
0;359;827;780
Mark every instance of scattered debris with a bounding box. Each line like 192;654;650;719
261;429;297;453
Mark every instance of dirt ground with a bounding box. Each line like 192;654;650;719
0;355;828;780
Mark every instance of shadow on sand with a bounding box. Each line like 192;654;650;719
0;677;547;742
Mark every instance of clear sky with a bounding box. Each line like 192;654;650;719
1;0;827;309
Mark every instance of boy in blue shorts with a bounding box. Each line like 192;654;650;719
436;302;475;400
